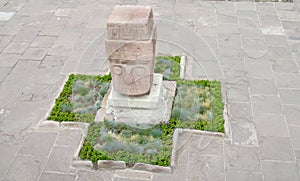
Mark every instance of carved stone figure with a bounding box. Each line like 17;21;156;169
105;5;156;96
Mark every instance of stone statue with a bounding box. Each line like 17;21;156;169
105;5;156;96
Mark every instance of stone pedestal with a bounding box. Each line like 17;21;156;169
106;74;174;128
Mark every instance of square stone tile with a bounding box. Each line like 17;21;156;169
283;105;300;125
0;67;10;82
44;146;75;172
0;35;13;47
279;89;300;105
226;84;250;102
215;2;235;15
240;28;263;38
262;161;299;181
272;60;298;73
256;6;277;15
22;47;48;60
31;36;57;47
231;122;258;147
3;155;46;181
286;31;300;41
245;62;273;79
219;47;243;58
217;23;239;34
218;34;241;49
55;129;82;148
259;136;294;161
0;12;15;21
225;145;261;172
268;47;293;60
259;15;281;26
0;54;20;67
77;170;113;181
282;21;300;32
187;154;224;181
39;17;69;36
188;134;224;156
275;73;300;89
275;3;296;11
248;78;277;95
19;132;57;156
3;42;30;54
236;2;255;10
0;144;19;176
278;11;300;21
226;171;263;181
55;8;76;17
253;113;289;137
223;69;248;85
39;172;76;181
219;57;245;71
252;95;282;114
13;30;38;42
48;43;73;57
242;38;266;50
238;18;259;28
264;35;289;48
228;102;253;122
217;13;237;24
228;101;253;123
289;125;300;149
236;10;258;20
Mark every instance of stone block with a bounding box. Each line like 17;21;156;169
106;74;176;127
97;160;126;169
107;73;162;109
106;5;157;96
106;5;154;40
132;163;171;173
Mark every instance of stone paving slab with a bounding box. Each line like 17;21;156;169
1;0;300;180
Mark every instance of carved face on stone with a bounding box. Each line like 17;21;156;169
110;57;153;96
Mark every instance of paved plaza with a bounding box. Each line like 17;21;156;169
1;0;300;180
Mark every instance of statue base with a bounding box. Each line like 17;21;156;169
104;73;176;128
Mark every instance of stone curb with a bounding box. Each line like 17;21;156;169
97;160;126;170
71;160;93;170
38;120;60;128
132;163;172;173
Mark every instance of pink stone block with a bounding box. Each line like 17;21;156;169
106;5;154;41
105;5;157;96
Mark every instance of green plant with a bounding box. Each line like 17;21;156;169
47;74;111;123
